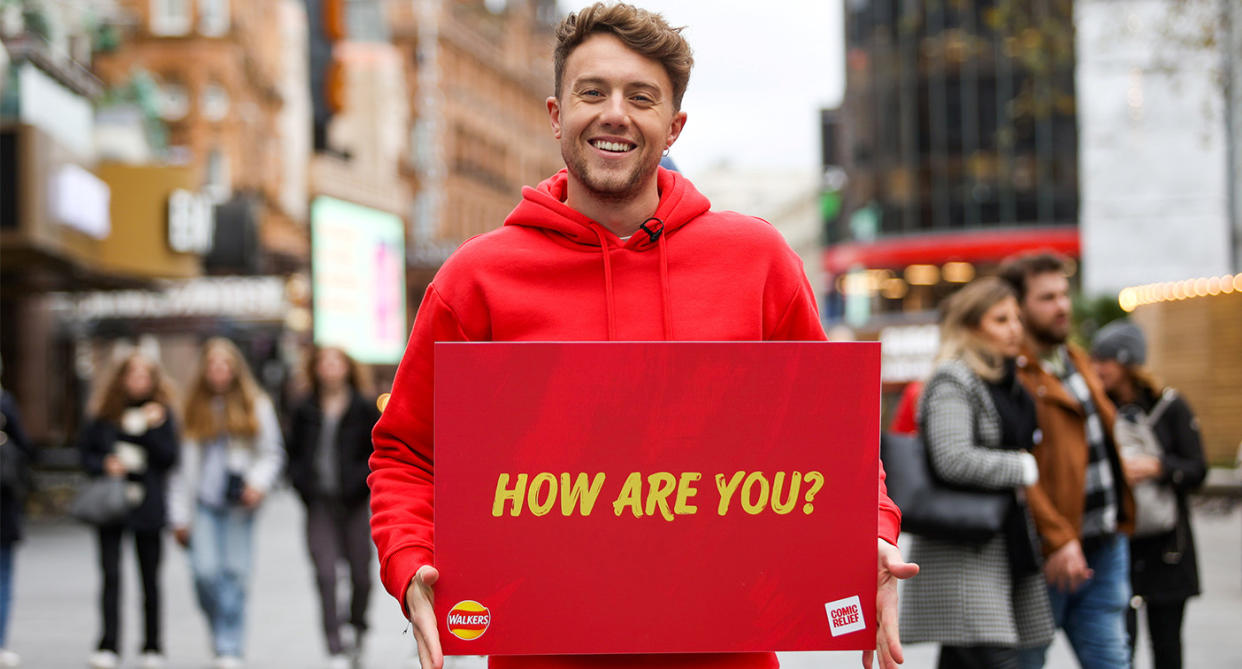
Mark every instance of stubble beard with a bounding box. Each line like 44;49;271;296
1026;318;1069;347
562;142;659;205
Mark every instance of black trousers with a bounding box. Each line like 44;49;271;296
96;525;162;653
305;497;373;656
938;644;1020;669
1128;598;1187;669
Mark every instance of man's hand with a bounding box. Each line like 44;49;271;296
173;526;191;548
406;565;443;669
863;539;919;669
1122;454;1162;484
1044;539;1092;592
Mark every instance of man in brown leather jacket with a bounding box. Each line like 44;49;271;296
1001;252;1135;669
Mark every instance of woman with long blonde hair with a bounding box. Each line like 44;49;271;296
168;338;283;669
78;350;180;669
900;277;1053;668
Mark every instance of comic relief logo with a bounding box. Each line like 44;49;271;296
446;600;491;640
825;595;866;637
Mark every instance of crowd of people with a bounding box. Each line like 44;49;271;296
0;340;387;669
897;253;1207;669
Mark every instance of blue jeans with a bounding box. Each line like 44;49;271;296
190;504;255;657
1019;535;1132;669
0;545;13;649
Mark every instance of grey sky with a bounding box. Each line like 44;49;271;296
558;1;845;179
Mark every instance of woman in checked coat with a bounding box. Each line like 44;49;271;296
899;277;1054;669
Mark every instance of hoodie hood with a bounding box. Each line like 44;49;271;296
502;167;711;249
499;167;711;340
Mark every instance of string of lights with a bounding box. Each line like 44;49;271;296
1118;273;1242;312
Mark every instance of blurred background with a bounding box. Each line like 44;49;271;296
0;0;1239;505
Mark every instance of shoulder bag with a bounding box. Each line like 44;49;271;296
1115;389;1179;537
69;476;134;526
880;431;1012;542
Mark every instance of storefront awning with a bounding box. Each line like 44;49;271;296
823;226;1080;275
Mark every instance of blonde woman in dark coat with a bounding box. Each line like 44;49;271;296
899;277;1054;669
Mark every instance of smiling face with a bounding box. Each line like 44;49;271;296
548;32;686;207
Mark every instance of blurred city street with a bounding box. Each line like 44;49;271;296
4;488;1240;668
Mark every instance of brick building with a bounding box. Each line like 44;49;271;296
387;0;562;292
92;0;312;272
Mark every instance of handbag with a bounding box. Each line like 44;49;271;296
880;431;1012;542
69;476;134;526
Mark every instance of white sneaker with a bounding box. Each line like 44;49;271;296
87;650;119;669
0;648;20;668
327;655;350;669
138;651;166;669
213;657;243;669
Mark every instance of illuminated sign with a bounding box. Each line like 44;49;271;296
311;196;406;364
167;189;215;254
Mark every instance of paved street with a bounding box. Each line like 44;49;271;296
6;490;1240;668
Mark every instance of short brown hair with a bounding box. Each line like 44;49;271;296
1000;251;1070;303
553;2;694;110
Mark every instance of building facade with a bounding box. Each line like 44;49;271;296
829;0;1081;337
388;0;562;296
1076;0;1241;296
92;0;311;273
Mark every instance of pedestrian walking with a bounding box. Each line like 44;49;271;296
1001;253;1135;669
900;277;1053;669
286;346;379;669
1090;320;1206;669
169;338;284;669
78;351;180;669
0;371;34;669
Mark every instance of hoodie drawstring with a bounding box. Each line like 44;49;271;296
590;225;618;340
591;219;673;341
641;217;673;339
657;231;673;339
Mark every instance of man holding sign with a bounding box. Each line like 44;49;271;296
369;3;916;668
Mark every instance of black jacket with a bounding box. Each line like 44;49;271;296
1117;387;1206;603
1;391;35;545
78;406;180;533
286;391;378;507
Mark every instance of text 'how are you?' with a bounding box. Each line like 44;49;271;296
491;470;828;520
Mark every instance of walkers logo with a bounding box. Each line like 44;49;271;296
824;595;865;637
446;600;492;640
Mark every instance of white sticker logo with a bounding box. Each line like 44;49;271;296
825;595;866;637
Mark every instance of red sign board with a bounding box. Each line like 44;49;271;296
434;342;880;656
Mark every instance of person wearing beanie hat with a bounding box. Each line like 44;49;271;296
1090;321;1206;669
1091;320;1147;367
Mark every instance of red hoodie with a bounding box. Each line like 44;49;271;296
370;168;902;669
